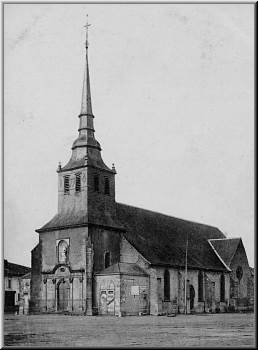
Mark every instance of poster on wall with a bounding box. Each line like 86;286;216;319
131;286;139;296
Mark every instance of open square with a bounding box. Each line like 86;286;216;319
4;313;255;347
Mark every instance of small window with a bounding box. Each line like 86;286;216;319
64;175;70;194
104;251;111;269
236;266;243;281
8;279;11;289
75;173;81;192
94;175;99;192
18;293;20;301
220;274;225;302
164;269;170;301
104;177;110;195
198;271;204;302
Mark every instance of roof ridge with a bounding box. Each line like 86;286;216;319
117;202;221;231
209;237;241;241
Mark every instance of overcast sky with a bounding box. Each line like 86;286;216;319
4;3;254;267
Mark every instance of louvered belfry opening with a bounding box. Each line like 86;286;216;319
64;175;70;194
75;173;81;192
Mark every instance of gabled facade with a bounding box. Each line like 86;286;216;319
209;238;254;311
30;25;253;316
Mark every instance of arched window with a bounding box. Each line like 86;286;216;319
58;240;69;264
164;269;170;301
104;251;111;269
220;274;225;302
198;271;204;302
104;177;110;195
236;266;243;281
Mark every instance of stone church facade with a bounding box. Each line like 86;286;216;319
30;29;253;316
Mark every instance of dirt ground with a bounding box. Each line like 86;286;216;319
3;312;255;347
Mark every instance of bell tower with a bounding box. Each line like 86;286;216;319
56;17;117;225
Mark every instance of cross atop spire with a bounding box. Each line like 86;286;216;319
84;14;91;50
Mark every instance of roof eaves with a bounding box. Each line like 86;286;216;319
208;239;231;272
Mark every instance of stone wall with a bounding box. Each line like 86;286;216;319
90;227;121;273
120;274;149;316
58;169;88;213
229;240;252;309
40;227;88;273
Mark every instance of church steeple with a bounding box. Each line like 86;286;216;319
80;18;93;117
56;17;117;223
72;16;101;154
59;17;115;173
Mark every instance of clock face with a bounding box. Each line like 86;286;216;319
236;266;243;281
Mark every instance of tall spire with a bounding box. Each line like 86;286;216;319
80;16;92;116
71;16;101;153
59;17;115;172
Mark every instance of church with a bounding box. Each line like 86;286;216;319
30;25;253;316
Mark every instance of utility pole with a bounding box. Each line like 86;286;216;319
184;233;188;315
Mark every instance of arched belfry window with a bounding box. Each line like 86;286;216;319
164;269;170;301
198;271;204;302
58;240;69;264
104;251;111;269
220;274;225;302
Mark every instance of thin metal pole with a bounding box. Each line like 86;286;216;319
184;234;188;315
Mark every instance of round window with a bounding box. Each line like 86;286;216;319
236;266;243;280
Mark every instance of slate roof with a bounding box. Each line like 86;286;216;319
36;209;122;232
4;260;31;277
60;152;114;173
96;262;148;276
36;199;229;272
209;238;241;267
116;203;228;272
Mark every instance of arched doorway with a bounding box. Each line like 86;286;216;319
190;285;195;311
57;279;70;312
